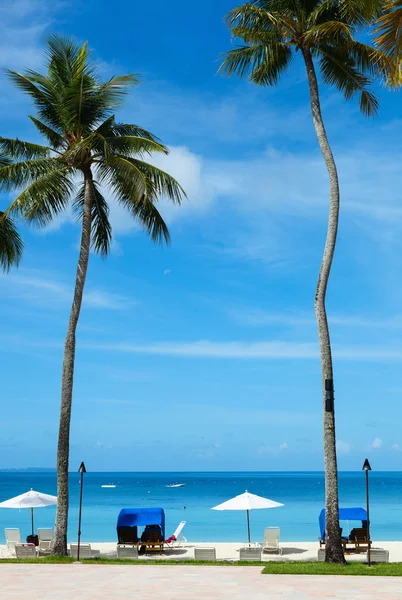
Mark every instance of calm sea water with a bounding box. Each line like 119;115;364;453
1;472;401;544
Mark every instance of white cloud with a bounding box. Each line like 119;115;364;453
392;444;400;452
336;440;352;455
368;437;383;449
1;271;135;311
258;442;288;455
0;1;62;72
163;269;171;276
79;339;402;362
229;308;402;330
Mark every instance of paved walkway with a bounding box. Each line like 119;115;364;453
1;564;401;599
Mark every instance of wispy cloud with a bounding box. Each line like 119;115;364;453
229;308;402;329
368;437;383;450
336;440;352;455
1;271;135;311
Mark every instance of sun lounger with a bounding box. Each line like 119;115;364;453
263;527;282;554
194;547;216;561
117;544;139;559
350;528;371;552
239;546;262;561
165;521;187;547
4;528;21;555
15;543;36;559
70;543;92;559
37;528;53;553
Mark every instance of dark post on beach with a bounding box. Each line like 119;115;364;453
362;458;372;567
77;462;87;561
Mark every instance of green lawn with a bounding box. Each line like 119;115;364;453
1;557;402;575
262;561;402;576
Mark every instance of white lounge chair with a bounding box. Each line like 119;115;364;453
4;528;21;555
70;543;92;559
15;543;36;558
194;547;216;561
263;527;282;554
37;528;53;553
117;544;139;559
239;546;262;561
165;521;187;547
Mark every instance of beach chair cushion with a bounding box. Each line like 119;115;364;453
15;543;36;558
70;543;92;559
117;544;139;559
370;549;389;563
194;547;216;561
239;546;262;561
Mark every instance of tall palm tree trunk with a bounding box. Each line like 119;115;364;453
302;48;345;565
52;168;93;555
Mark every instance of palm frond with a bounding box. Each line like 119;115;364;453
5;168;74;225
0;212;23;271
0;158;63;191
317;45;379;115
29;116;65;149
73;180;112;256
304;21;353;43
0;137;50;159
103;135;168;157
374;0;402;66
220;44;292;85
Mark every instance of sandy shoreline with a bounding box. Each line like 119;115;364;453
2;541;401;562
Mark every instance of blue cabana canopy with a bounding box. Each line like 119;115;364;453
117;508;165;538
319;507;367;539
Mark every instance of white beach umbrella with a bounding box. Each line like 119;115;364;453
0;489;57;535
211;490;283;544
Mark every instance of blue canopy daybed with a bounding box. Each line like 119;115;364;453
319;507;368;540
117;507;165;539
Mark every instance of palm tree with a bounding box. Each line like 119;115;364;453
0;35;186;555
0;154;23;271
220;0;388;563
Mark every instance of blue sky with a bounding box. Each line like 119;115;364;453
1;0;402;472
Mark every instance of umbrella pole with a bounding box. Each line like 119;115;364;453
246;509;251;546
31;507;34;536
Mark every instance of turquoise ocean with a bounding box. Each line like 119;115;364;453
1;472;401;544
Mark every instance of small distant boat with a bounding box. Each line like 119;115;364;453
101;484;116;488
166;483;186;488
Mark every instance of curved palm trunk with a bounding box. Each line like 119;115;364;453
52;168;93;555
302;49;345;565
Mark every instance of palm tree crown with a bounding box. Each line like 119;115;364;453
0;35;185;251
220;0;388;116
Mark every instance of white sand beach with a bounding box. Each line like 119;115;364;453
2;541;401;561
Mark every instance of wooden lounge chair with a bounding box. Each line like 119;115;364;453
194;547;216;561
263;527;282;554
239;546;262;561
15;543;36;558
117;526;138;545
140;530;163;555
117;544;139;559
350;528;371;552
70;543;92;558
